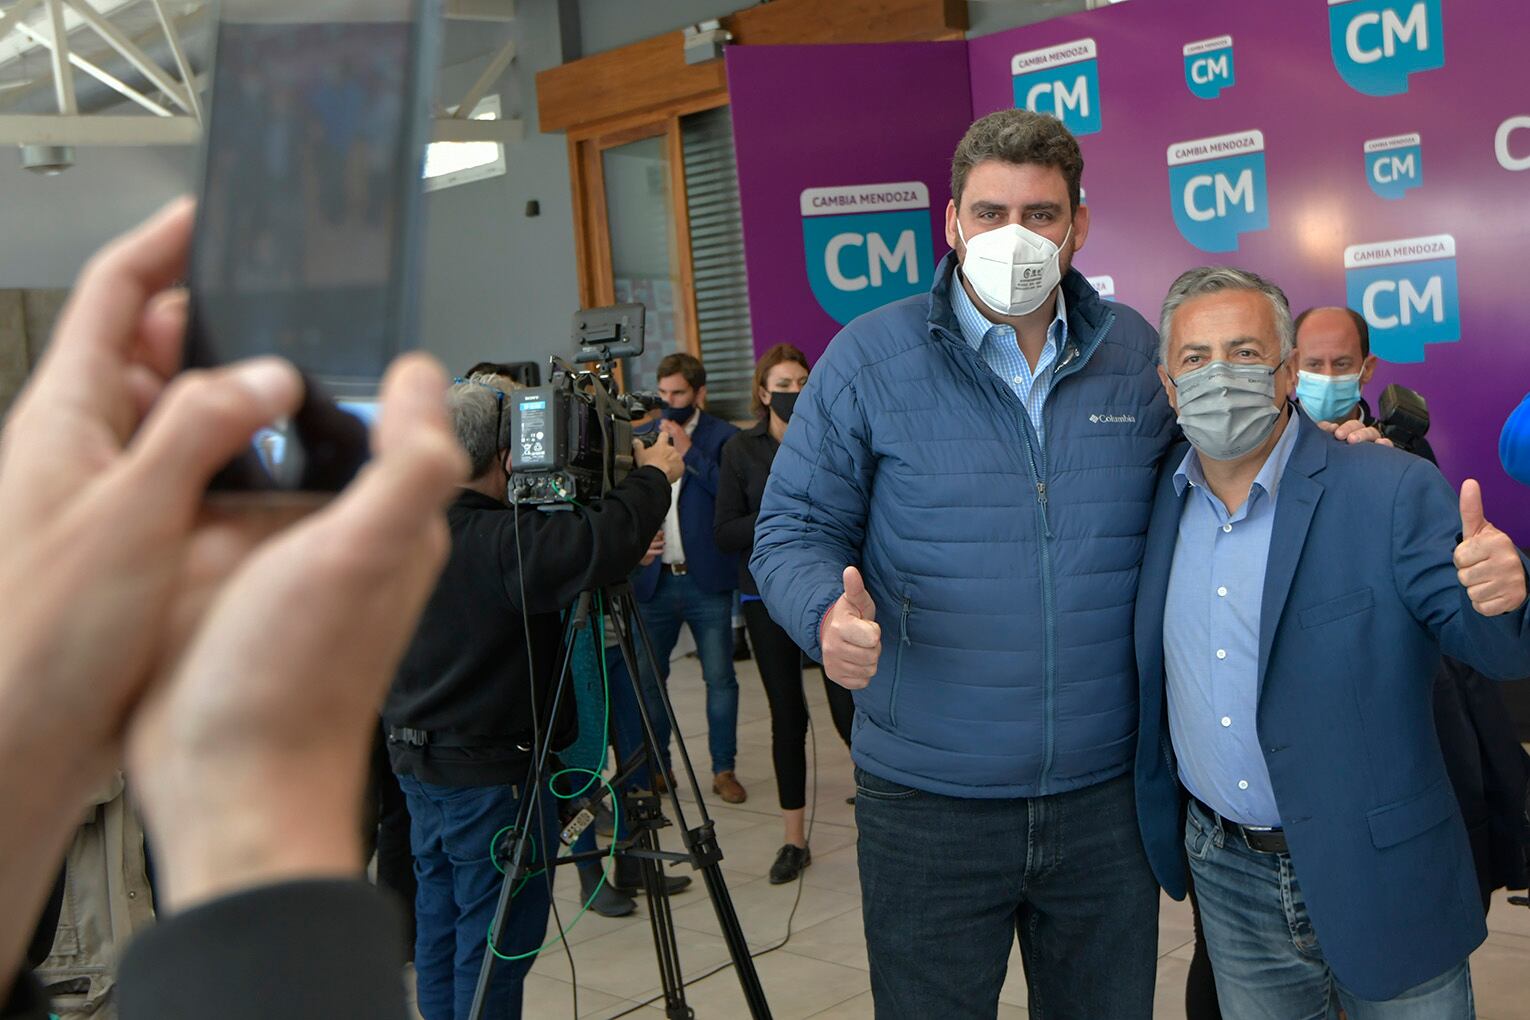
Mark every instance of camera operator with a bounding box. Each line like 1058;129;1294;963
382;373;682;1020
1292;306;1437;462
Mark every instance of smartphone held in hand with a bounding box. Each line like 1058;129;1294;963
184;0;439;495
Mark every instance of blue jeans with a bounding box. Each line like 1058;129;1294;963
398;775;558;1020
1186;799;1475;1019
605;643;669;789
855;768;1158;1019
635;572;738;775
574;645;637;876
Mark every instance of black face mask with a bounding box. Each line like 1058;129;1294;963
768;391;799;424
660;404;696;425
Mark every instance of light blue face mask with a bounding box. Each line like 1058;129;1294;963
1295;370;1362;423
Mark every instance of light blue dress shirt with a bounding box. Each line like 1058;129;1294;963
951;273;1068;442
1164;410;1304;827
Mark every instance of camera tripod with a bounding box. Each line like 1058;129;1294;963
467;581;772;1020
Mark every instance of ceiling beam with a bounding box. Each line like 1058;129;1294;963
149;0;201;123
0;0;46;49
61;0;193;113
0;0;136;69
42;0;76;114
0;112;195;144
15;19;173;116
432;115;524;144
0;113;528;146
453;38;514;118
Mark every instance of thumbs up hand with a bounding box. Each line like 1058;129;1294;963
1454;479;1528;617
821;566;882;690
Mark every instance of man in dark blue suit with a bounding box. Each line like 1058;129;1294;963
1133;266;1530;1019
631;353;746;803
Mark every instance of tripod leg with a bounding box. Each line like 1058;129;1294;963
604;586;773;1020
467;605;588;1020
628;797;693;1019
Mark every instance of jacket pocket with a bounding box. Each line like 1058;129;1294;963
1297;586;1375;629
1367;776;1459;848
888;595;911;728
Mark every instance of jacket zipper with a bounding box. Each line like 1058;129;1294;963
933;307;1115;793
889;595;912;728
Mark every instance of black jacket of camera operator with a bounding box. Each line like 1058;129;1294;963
383;465;671;787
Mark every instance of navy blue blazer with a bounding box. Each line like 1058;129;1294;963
634;410;740;600
1133;415;1530;1000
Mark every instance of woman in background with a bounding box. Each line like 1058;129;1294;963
715;344;855;884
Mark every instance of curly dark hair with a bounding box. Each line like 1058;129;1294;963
950;110;1084;210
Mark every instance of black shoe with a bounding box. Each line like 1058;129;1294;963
769;844;811;885
733;625;752;662
579;866;636;918
612;858;693;896
845;795;855;806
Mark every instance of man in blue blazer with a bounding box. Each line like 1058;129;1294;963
1134;266;1530;1018
631;353;745;803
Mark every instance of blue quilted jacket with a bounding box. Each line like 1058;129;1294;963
752;254;1176;797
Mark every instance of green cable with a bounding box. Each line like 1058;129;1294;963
486;769;621;963
558;593;611;801
484;596;621;962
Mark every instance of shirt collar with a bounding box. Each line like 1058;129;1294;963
950;271;1068;356
1173;404;1305;501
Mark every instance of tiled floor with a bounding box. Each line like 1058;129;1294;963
409;653;1530;1019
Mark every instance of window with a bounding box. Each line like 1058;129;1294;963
423;94;506;192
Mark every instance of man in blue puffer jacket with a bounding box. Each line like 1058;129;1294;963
752;110;1177;1018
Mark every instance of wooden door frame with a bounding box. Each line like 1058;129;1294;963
568;91;729;362
549;0;965;374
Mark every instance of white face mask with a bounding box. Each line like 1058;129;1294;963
956;219;1071;317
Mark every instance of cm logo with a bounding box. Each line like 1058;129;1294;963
1184;36;1234;100
801;183;933;325
1167;130;1269;252
1365;134;1422;200
1498;116;1530;172
1329;0;1444;97
822;232;921;292
1012;39;1102;137
1344;234;1460;363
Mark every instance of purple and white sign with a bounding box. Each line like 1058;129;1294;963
728;0;1530;538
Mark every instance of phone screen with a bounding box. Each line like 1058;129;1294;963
185;0;432;493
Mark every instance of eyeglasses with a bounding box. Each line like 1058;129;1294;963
454;376;507;453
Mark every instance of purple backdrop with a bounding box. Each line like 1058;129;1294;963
728;1;1530;540
728;42;969;350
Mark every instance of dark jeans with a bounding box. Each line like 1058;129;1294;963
1186;868;1223;1020
366;723;416;958
743;599;854;810
606;639;672;789
855;768;1159;1019
635;571;738;775
398;775;558;1020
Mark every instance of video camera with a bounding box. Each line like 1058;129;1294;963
508;304;664;506
1376;383;1430;453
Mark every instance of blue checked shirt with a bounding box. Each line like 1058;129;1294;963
951;274;1067;441
1164;411;1303;827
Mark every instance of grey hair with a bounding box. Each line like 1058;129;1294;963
1157;266;1294;366
448;372;517;478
